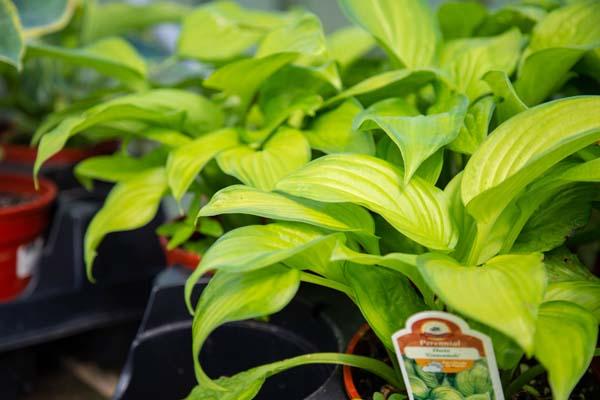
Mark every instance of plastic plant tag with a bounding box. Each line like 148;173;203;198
392;311;504;400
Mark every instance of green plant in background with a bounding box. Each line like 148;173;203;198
0;0;189;148
30;0;600;399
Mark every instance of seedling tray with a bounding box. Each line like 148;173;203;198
0;186;165;352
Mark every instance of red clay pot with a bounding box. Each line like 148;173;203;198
0;173;57;301
0;141;118;167
159;236;201;271
344;324;372;399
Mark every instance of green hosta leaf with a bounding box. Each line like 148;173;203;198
178;1;285;61
16;0;74;37
204;53;297;111
185;369;264;400
376;136;444;185
217;128;310;191
84;168;167;280
276;154;457;251
515;0;600;105
512;184;595;253
462;97;600;225
184;222;342;312
305;100;375;155
258;13;340;89
74;153;164;190
327;26;375;69
467;320;523;370
82;1;187;42
0;0;23;69
437;1;487;40
448;96;495;155
191;265;300;389
136;127;191;148
200;185;375;237
338;0;440;68
475;3;546;37
440;28;522;100
533;301;598;400
544;247;597;284
482;71;527;124
578;47;600;83
27;38;148;90
331;244;433;307
345;263;426;350
417;252;546;354
545;281;600;321
516;47;586;106
323;69;437;108
34;89;223;179
166;129;239;202
356;94;468;183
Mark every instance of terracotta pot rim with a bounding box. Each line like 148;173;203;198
343;323;373;400
0;173;57;219
158;235;201;271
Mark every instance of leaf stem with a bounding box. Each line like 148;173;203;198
259;352;404;390
299;271;355;300
506;364;546;397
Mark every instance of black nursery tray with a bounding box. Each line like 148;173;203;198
114;268;364;400
0;186;166;352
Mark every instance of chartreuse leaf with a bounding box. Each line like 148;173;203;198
84;168;167;280
338;0;440;68
166;129;239;202
82;1;187;43
440;28;522;101
345;263;426;350
355;94;468;183
542;249;600;321
437;1;487;40
185;352;401;399
0;0;24;69
74;152;164;190
462;97;600;227
200;185;375;237
204;53;297;111
323;69;437;108
217;128;310;191
327;26;375;69
515;0;600;105
482;70;527;124
178;1;281;62
448;96;495;155
191;265;300;390
34;89;223;180
184;222;343;312
376;136;444;185
26;38;148;90
305;100;375;155
544;282;600;321
330;244;433;307
533;301;598;400
15;0;74;38
257;12;340;88
417;252;546;354
276;154;458;251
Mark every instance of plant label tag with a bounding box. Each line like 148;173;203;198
392;311;504;400
17;237;43;279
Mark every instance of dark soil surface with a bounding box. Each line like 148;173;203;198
0;192;35;208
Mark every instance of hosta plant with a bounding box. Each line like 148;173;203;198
184;1;599;400
0;0;187;150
